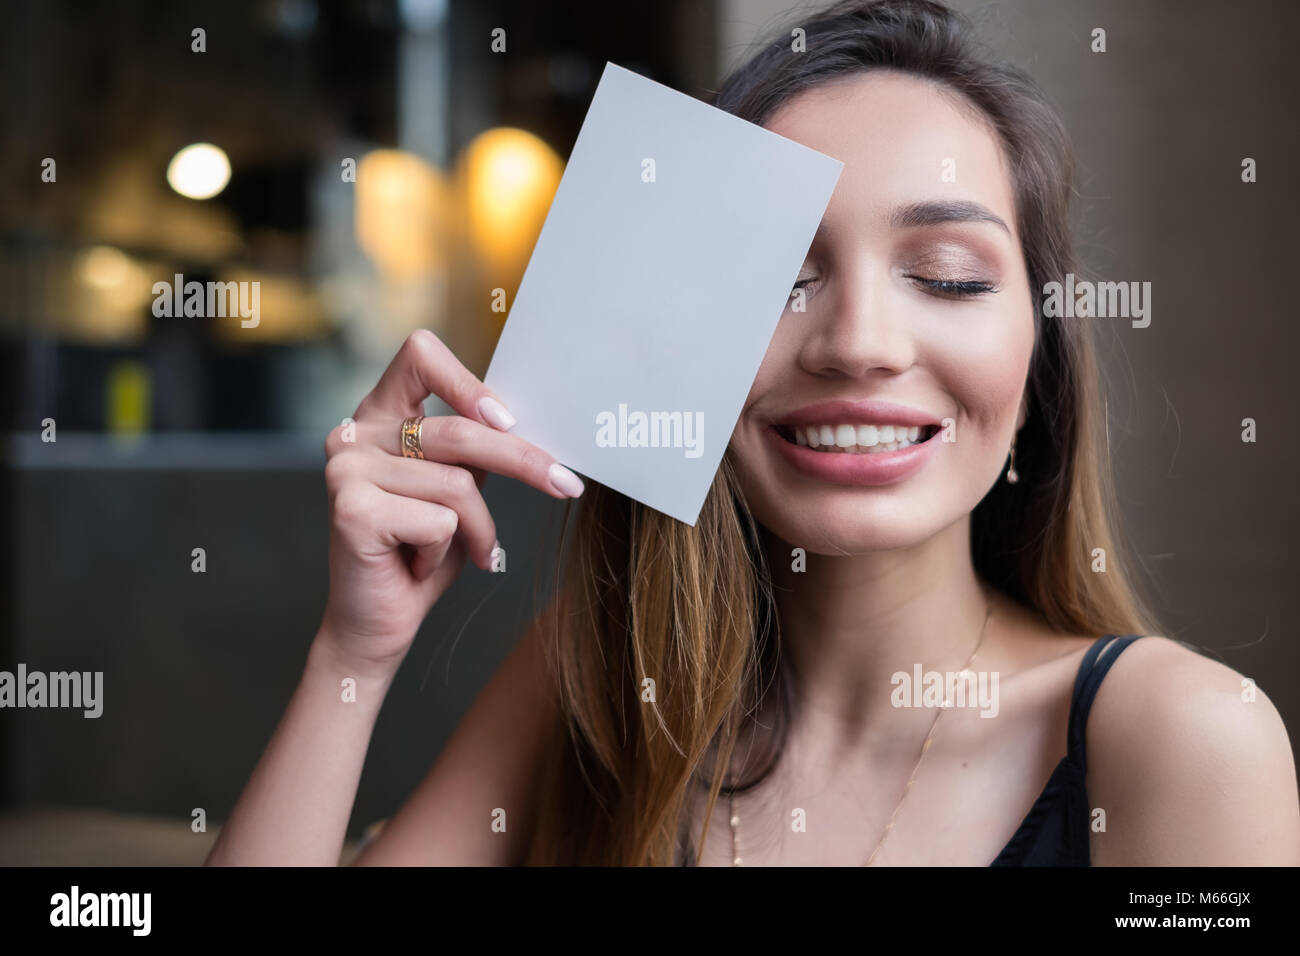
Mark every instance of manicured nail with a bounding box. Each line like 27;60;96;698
478;396;516;431
548;463;584;497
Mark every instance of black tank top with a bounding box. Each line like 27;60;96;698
990;633;1143;866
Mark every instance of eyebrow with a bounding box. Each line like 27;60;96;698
889;199;1011;235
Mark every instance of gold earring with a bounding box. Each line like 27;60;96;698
1006;438;1019;484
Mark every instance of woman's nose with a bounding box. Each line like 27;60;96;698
796;268;916;379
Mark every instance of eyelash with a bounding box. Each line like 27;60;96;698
905;275;998;297
789;275;997;301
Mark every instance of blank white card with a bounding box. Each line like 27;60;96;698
484;61;843;525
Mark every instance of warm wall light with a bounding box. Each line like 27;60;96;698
78;245;152;313
166;143;231;199
355;149;445;280
461;128;562;269
80;245;133;288
60;246;153;342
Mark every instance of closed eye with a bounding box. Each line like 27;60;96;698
906;275;998;297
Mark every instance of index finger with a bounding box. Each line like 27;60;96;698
354;329;517;432
363;417;585;500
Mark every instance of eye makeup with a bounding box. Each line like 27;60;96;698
898;236;1003;297
785;225;1010;304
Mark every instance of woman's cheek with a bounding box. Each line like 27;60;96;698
917;307;1027;434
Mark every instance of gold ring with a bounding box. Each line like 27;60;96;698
400;416;426;459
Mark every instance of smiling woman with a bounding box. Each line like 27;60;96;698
514;0;1300;866
205;0;1300;871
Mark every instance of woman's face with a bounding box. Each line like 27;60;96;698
729;71;1035;554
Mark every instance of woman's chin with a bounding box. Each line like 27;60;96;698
758;510;948;557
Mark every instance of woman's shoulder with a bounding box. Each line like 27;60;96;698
1083;634;1300;864
1086;634;1286;758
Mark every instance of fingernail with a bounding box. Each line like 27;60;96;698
548;463;584;497
478;396;516;431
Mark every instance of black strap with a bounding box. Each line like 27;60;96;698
1066;634;1143;773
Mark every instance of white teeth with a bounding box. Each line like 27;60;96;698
786;422;927;454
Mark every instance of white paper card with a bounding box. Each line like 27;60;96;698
484;61;843;525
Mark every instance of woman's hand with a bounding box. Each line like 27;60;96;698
317;329;585;675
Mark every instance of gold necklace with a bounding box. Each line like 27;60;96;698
727;596;993;866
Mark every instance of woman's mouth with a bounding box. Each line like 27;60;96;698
771;422;940;454
764;416;942;486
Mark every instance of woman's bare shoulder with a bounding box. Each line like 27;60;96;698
1084;635;1300;864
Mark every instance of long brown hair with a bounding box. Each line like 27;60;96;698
524;0;1156;866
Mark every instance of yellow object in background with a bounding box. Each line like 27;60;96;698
356;149;447;281
107;360;151;439
460;127;562;272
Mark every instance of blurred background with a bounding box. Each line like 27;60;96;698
0;0;1296;864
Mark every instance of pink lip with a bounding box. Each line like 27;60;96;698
764;399;944;487
765;425;938;486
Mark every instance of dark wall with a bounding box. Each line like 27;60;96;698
5;443;567;836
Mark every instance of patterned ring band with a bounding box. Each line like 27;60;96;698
400;416;426;460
